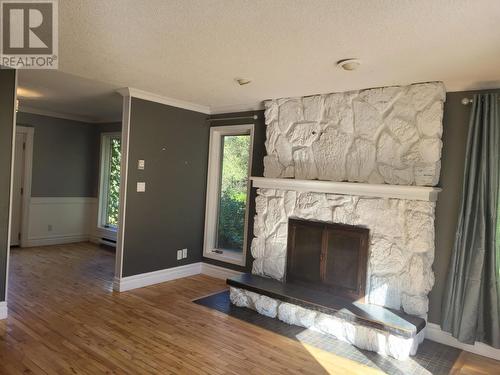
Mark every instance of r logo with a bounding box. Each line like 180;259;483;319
1;1;54;55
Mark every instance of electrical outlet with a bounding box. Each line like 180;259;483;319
176;250;183;260
138;160;145;170
182;248;188;258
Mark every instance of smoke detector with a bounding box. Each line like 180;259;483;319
236;78;252;86
337;59;361;71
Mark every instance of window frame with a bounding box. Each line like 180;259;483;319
203;124;254;266
98;132;121;231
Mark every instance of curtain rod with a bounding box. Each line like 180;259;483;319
461;97;500;105
207;114;258;122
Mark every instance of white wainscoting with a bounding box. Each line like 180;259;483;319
0;301;7;319
24;197;98;247
426;323;500;360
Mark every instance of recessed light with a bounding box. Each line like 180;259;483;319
337;59;361;71
17;87;42;98
236;78;252;86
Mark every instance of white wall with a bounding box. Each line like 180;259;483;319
24;197;116;247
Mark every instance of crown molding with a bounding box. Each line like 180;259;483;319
18;105;119;124
117;87;211;114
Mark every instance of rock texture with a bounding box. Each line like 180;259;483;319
251;188;436;317
230;287;425;360
263;82;445;186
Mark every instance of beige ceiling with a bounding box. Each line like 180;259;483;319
17;0;500;120
18;70;122;122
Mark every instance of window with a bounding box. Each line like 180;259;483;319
204;125;254;266
99;132;121;229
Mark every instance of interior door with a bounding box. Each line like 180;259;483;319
10;132;25;246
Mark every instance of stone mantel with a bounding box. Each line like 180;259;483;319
251;177;442;202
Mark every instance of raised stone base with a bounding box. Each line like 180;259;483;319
230;286;425;361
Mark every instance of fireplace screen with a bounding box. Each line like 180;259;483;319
285;219;369;301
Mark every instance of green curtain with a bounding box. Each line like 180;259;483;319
441;93;500;348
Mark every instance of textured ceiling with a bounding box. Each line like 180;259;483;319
18;70;122;122
17;0;500;119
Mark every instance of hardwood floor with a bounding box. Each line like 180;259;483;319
450;351;500;374
0;242;498;374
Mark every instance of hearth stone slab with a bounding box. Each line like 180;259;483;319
227;273;425;337
229;285;425;361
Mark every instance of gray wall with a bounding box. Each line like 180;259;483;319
17;112;99;197
96;121;122;134
429;89;500;324
16;112;121;197
202;111;266;272
122;98;208;277
0;69;16;301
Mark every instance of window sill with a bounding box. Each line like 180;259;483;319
98;226;118;233
203;248;246;267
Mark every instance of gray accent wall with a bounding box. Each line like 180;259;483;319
122;98;208;277
96;121;122;134
16;112;121;197
429;89;500;324
0;69;16;301
17;112;99;197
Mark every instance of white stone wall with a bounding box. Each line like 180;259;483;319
230;287;425;360
251;188;435;317
263;82;446;186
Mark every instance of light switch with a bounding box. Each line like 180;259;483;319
138;160;145;170
177;250;183;260
136;182;146;192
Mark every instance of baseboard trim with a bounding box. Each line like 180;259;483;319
426;323;500;360
24;234;90;247
114;262;203;292
112;262;243;292
0;301;7;320
201;263;243;280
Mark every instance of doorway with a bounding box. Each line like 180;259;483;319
10;126;33;247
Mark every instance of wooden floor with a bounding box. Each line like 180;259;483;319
0;243;498;374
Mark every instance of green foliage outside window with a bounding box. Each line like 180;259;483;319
217;134;250;251
106;137;121;227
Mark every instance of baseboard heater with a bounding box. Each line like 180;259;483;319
100;238;116;248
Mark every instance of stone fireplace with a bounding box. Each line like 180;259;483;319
227;82;445;360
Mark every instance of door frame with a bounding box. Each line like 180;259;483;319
14;126;34;248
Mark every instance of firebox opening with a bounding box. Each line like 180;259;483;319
285;218;369;302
